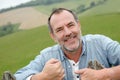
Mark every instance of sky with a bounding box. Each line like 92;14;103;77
0;0;32;10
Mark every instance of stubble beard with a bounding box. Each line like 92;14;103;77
62;38;81;53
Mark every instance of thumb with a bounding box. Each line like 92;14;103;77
47;58;59;64
75;69;86;74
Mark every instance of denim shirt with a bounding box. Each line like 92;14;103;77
14;34;120;80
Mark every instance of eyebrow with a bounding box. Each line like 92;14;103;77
66;21;75;26
55;26;63;32
55;21;75;32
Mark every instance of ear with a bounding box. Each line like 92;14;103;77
77;21;81;28
50;32;57;43
77;21;82;31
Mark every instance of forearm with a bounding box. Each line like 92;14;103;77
107;65;120;80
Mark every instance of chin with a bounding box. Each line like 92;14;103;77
63;44;80;52
61;39;81;52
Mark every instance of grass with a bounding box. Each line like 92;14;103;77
34;0;120;17
34;0;101;15
79;0;120;16
80;13;120;41
0;26;55;77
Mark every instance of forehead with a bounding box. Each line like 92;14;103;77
50;10;75;27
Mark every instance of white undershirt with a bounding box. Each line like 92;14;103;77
26;75;32;80
68;59;79;80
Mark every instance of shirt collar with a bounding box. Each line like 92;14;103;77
81;36;86;56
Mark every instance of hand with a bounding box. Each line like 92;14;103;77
42;58;65;80
31;58;65;80
75;68;111;80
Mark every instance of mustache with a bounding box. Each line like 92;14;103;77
64;34;76;41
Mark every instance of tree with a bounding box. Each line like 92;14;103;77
76;4;86;14
90;1;96;8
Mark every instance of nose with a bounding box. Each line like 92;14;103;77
64;27;71;36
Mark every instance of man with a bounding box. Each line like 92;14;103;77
14;8;120;80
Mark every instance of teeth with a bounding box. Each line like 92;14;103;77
65;37;74;42
64;34;76;42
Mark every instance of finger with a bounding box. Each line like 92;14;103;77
54;63;64;76
74;68;86;74
58;69;65;77
47;58;59;64
58;73;65;80
54;60;63;69
61;74;65;79
49;60;63;73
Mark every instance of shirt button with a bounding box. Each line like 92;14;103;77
77;76;79;78
73;64;75;66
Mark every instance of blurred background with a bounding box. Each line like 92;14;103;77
0;0;120;78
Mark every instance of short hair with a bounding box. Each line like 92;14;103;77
48;8;78;33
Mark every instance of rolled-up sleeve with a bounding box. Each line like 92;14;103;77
14;53;45;80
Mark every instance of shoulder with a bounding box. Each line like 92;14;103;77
40;44;60;54
37;44;64;62
82;34;112;42
39;44;62;59
83;34;108;40
82;34;114;47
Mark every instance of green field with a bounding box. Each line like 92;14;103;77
35;0;101;15
79;0;120;16
80;13;120;41
0;0;120;79
0;26;55;77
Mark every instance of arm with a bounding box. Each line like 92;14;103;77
75;65;120;80
108;65;120;80
30;58;65;80
75;35;120;80
14;54;45;80
15;58;65;80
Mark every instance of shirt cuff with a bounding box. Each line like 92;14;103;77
26;75;32;80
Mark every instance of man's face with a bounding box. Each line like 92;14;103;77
50;10;82;52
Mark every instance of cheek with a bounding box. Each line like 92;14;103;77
72;28;80;35
54;33;64;42
76;26;81;34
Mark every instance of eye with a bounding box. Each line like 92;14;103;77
67;22;75;28
55;27;63;33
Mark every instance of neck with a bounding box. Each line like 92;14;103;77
64;44;82;63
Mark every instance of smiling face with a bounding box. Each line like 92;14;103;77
50;10;82;53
